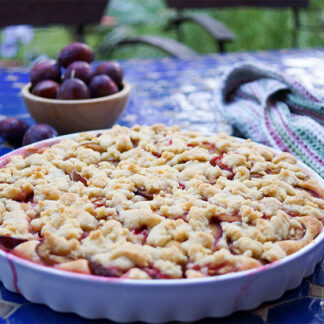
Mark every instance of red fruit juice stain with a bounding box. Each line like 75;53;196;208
301;187;320;199
174;210;189;222
285;210;300;218
232;275;254;311
178;182;185;190
131;226;149;243
165;139;173;146
202;142;216;154
0;236;27;250
152;151;161;158
92;198;106;208
142;267;171;279
210;155;234;180
6;253;21;294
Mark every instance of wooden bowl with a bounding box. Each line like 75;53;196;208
21;82;131;134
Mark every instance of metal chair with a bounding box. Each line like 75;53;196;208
165;0;310;48
99;34;197;59
0;0;109;42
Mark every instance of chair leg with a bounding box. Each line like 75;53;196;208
218;40;226;53
175;9;184;42
75;24;85;42
292;7;301;48
176;24;185;42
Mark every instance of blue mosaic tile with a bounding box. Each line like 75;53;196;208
268;298;324;324
309;257;324;286
0;147;14;156
0;283;28;305
198;312;265;323
8;304;111;324
273;279;310;303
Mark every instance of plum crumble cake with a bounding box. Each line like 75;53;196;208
0;124;322;279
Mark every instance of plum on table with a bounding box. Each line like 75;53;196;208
0;117;29;145
23;124;57;146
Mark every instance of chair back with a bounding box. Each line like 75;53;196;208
165;0;309;9
0;0;109;27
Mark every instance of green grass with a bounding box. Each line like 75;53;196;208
1;0;324;63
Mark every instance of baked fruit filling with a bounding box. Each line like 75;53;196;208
0;124;322;279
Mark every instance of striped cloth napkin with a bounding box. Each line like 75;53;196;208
219;63;324;178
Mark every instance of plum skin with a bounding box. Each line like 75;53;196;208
65;61;94;84
30;59;61;86
32;80;60;99
58;42;95;68
57;78;90;100
23;124;57;146
95;61;123;88
0;118;29;145
89;75;118;98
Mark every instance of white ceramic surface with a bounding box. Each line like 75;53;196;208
0;133;323;323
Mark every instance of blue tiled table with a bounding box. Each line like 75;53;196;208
0;49;323;323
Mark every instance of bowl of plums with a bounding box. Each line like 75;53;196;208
21;42;131;134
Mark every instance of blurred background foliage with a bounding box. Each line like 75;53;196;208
1;0;324;63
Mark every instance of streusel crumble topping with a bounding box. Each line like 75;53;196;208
0;124;322;279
